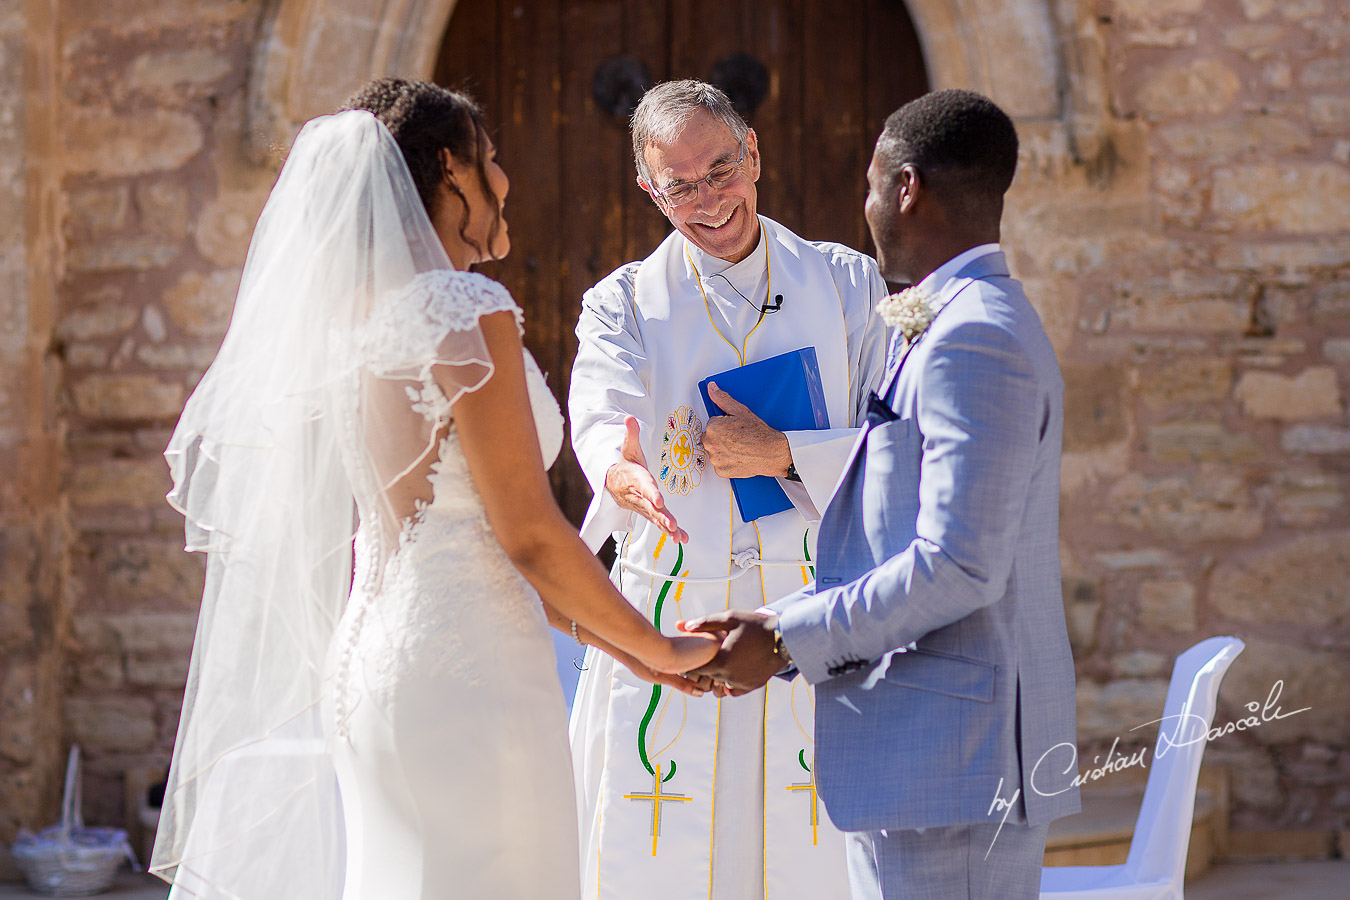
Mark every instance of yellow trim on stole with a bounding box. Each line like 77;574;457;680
707;489;737;899
695;224;775;897
750;520;768;607
685;222;772;367
762;685;770;899
707;692;722;899
595;786;603;900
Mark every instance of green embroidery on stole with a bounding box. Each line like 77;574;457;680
638;542;684;783
802;527;815;579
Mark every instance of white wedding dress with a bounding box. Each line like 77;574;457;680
154;113;582;900
324;269;581;900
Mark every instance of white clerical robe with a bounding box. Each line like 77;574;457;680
568;216;888;900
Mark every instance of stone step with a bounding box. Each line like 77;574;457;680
1044;780;1221;880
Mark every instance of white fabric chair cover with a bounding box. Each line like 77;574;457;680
1040;636;1245;900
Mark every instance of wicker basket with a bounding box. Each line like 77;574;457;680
12;745;140;896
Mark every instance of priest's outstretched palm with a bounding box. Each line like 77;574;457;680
605;415;688;541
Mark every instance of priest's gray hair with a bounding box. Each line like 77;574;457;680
631;80;749;186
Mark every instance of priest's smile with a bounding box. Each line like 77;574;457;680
696;208;736;230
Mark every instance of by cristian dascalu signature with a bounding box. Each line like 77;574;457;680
983;679;1310;859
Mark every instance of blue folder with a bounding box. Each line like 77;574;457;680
698;347;830;522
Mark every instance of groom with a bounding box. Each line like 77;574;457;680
684;90;1081;899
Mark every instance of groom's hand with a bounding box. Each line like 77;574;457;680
606;416;687;542
702;383;793;479
679;610;783;696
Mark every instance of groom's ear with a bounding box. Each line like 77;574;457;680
896;164;922;215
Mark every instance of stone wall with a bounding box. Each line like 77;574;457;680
50;0;273;832
1013;0;1350;839
0;0;1345;866
0;0;70;879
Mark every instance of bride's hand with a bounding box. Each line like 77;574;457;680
564;619;711;697
617;655;709;697
646;634;720;675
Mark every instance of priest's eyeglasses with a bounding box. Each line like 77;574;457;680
652;143;746;208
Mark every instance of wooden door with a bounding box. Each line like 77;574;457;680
434;0;929;525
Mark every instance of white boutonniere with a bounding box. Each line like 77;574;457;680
876;285;940;343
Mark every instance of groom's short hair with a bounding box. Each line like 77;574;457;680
876;90;1018;221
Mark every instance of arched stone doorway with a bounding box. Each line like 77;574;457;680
246;0;1069;155
245;0;1076;523
432;0;930;522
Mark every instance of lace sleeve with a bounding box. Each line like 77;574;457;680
361;269;524;378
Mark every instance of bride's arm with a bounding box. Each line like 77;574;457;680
537;600;707;696
443;311;716;677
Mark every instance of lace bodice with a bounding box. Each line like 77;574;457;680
362;269;524;372
330;269;562;731
344;269;564;502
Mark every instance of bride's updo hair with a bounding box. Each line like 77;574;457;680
343;77;503;258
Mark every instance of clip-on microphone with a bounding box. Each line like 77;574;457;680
705;271;784;315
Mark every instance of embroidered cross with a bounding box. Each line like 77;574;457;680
623;763;692;856
786;755;821;846
672;432;692;467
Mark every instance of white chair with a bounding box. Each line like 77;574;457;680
1040;636;1245;900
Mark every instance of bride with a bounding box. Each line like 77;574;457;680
151;78;716;899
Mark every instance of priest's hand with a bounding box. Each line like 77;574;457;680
702;383;793;479
678;610;783;696
606;416;688;542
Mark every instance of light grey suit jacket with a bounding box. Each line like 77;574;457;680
772;252;1080;832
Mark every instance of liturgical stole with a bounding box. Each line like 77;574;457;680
591;216;851;899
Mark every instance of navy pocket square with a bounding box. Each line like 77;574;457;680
866;390;899;426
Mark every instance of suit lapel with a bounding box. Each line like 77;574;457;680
876;332;921;404
874;252;1010;403
822;252;1014;579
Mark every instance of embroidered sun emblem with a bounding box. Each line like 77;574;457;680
658;406;707;495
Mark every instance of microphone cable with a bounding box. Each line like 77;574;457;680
706;271;783;315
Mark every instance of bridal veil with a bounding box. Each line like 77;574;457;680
154;110;496;896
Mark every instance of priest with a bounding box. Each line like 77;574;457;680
567;80;888;900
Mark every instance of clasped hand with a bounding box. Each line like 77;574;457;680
677;610;786;697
